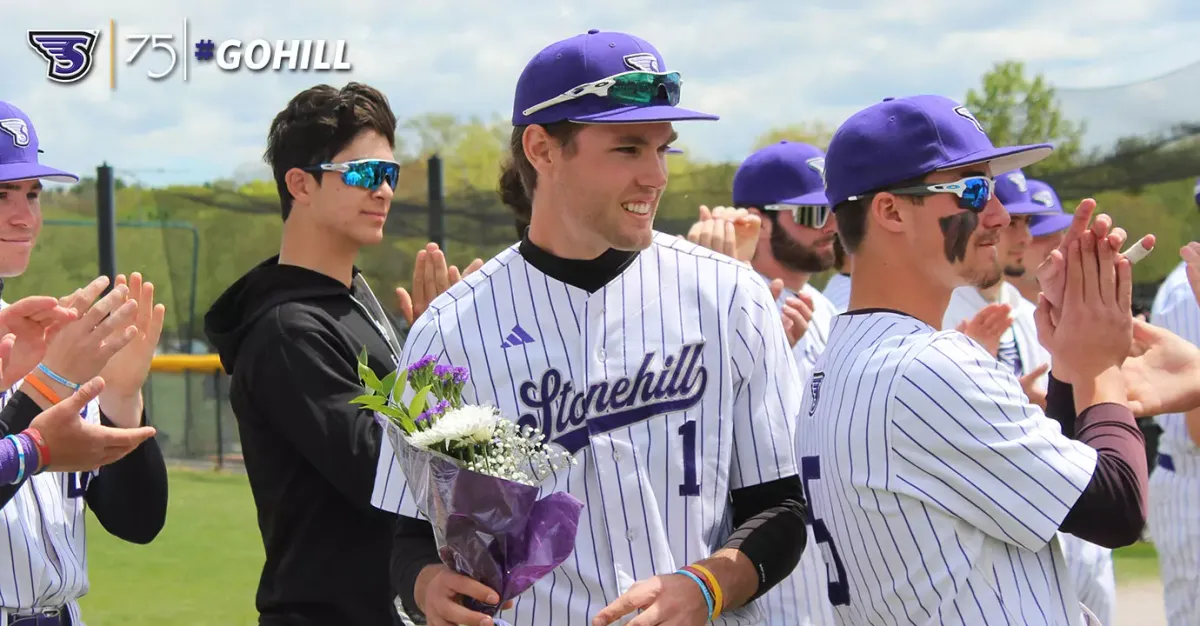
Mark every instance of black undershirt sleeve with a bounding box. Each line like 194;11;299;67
84;408;169;544
0;391;53;508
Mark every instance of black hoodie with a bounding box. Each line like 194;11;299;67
204;256;402;626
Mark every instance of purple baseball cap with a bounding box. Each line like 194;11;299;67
824;95;1052;209
1025;179;1073;237
994;169;1054;216
511;29;718;126
1194;176;1199;207
0;101;77;184
667;147;684;154
732;141;828;207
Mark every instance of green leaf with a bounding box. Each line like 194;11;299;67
408;384;433;419
392;367;410;400
380;370;398;397
349;393;379;405
358;359;382;393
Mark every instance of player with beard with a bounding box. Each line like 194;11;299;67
1012;179;1074;305
943;169;1054;405
727;140;839;626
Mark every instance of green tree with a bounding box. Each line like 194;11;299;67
752;121;835;151
964;61;1086;177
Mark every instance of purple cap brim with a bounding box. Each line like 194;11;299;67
778;190;829;206
569;104;719;124
1005;201;1057;216
938;143;1054;177
0;162;78;184
1030;213;1074;238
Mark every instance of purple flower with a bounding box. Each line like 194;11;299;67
408;355;437;374
452;367;469;385
434;364;454;379
432;400;451;416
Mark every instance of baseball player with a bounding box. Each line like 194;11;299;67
800;94;1149;626
942;168;1053;398
1010;180;1075;305
1147;178;1200;626
375;30;809;626
821;238;851;314
0;100;167;625
730;140;839;625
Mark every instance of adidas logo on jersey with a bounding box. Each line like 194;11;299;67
500;324;536;348
516;342;708;455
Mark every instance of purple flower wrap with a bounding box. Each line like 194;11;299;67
385;419;584;618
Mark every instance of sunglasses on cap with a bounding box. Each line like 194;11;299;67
868;176;995;213
302;159;400;191
763;203;831;229
521;71;682;117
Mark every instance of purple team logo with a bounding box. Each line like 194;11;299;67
28;30;100;84
809;372;824;416
516;342;709;455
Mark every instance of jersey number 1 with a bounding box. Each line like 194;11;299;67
678;420;700;496
801;455;851;606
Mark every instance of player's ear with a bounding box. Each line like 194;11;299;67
284;167;315;206
523;125;555;176
870;193;907;235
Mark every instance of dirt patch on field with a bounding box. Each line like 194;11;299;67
1116;580;1166;626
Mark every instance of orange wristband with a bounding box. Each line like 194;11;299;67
22;374;62;405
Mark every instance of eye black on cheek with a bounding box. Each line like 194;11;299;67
938;211;978;263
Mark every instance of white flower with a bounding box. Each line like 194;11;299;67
407;405;500;450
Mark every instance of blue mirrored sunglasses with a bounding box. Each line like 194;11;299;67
883;176;995;212
303;159;400;190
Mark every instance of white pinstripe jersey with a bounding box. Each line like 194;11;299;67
758;282;836;625
1151;261;1200;468
821;274;851;314
0;309;100;626
373;232;802;625
798;310;1099;626
943;283;1051;391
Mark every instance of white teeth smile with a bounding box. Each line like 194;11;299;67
623;202;651;215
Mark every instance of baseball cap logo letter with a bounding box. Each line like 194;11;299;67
953;105;986;134
27;30;100;84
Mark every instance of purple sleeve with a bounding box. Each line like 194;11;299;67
1058;402;1148;548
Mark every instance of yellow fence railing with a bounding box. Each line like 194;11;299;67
151;353;223;374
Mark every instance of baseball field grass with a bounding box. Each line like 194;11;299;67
76;467;1165;625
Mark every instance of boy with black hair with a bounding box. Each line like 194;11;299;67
204;82;406;626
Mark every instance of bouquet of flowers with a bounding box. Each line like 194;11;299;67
352;351;584;621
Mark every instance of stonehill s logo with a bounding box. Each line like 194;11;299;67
28;30;100;84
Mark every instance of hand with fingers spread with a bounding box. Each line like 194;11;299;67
27;376;157;472
1120;318;1200;416
413;564;513;626
1018;363;1050;409
396;243;484;326
781;292;814;347
29;276;140;409
1034;231;1133;384
955;302;1013;357
0;295;78;388
98;273;166;427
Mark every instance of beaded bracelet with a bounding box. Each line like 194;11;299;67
675;568;715;620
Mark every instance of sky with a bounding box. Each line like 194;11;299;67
3;0;1199;188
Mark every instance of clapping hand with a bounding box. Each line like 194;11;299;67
0;295;78;389
397;243;483;326
27;376;157;472
96;273;166;427
687;206;761;263
956;303;1013;357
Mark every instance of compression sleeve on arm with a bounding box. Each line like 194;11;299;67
720;475;808;602
0;391;44;437
84;408;168;544
1057;402;1148;548
392;515;443;619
